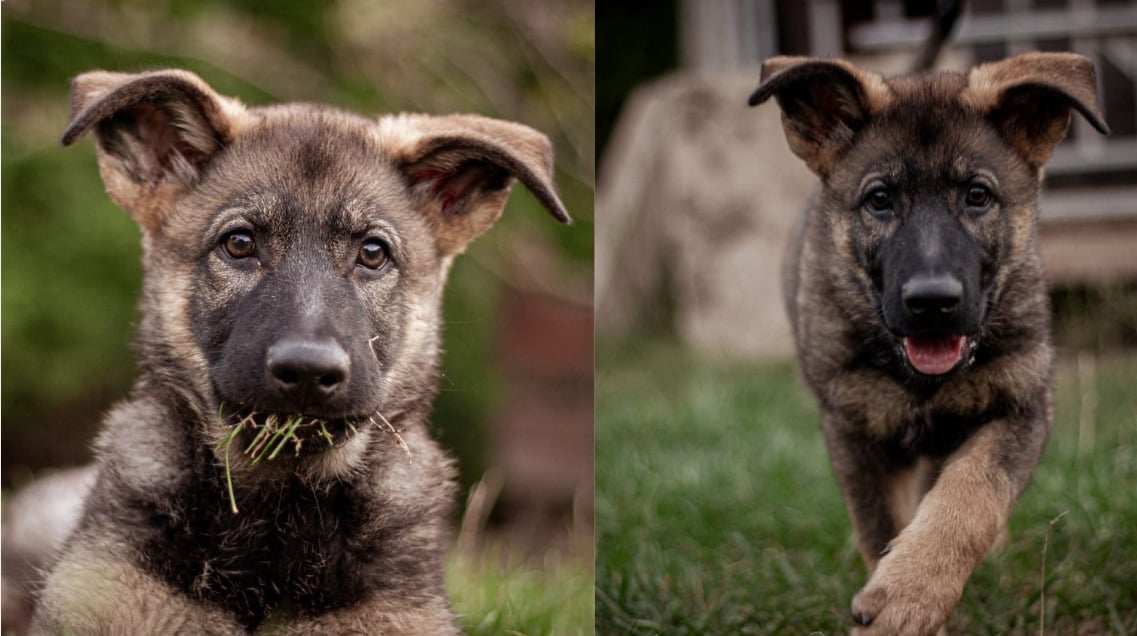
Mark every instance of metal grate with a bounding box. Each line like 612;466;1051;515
844;0;1137;222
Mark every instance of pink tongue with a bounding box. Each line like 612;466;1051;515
903;335;966;375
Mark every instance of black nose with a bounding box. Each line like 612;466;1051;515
902;274;962;317
266;338;350;405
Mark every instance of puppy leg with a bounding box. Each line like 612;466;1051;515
850;418;1047;636
32;537;245;636
822;414;915;572
272;595;459;636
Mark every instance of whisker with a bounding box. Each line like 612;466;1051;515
369;411;412;463
368;335;383;366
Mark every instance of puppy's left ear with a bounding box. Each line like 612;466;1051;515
965;52;1110;168
380;114;571;256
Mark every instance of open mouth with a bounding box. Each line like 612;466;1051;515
902;334;968;376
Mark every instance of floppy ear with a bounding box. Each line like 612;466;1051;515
964;52;1110;168
379;114;571;256
748;56;892;177
61;69;248;231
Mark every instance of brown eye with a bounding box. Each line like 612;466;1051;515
222;231;256;259
965;185;993;210
357;238;390;270
865;188;893;217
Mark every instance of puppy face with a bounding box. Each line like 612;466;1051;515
822;76;1034;377
182;112;436;445
750;53;1108;379
62;70;570;479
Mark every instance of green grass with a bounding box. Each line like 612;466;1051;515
449;551;594;635
596;339;1137;634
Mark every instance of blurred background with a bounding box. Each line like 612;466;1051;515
597;0;1137;352
596;1;1137;633
2;1;593;632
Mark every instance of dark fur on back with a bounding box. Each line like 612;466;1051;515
25;69;569;635
752;53;1107;634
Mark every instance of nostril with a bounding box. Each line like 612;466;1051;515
318;372;343;391
276;369;301;387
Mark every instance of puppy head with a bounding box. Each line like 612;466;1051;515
751;53;1107;378
63;69;570;480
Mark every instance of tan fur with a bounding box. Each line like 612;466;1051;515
32;539;245;636
885;457;938;534
66;70;253;232
962;52;1108;168
759;56;894;115
827;370;913;438
265;597;457;636
961;52;1100;117
827;342;1052;439
754;56;894;176
853;427;1013;635
376;113;568;255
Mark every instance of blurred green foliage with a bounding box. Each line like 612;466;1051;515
448;550;594;635
1;0;594;488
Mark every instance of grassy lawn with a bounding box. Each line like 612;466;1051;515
596;339;1137;634
450;551;594;635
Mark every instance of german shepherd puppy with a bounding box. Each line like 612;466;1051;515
27;69;569;635
749;53;1108;634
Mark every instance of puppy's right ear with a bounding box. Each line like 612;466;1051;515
62;70;249;232
748;57;891;177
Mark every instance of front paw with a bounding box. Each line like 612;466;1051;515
849;553;959;636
